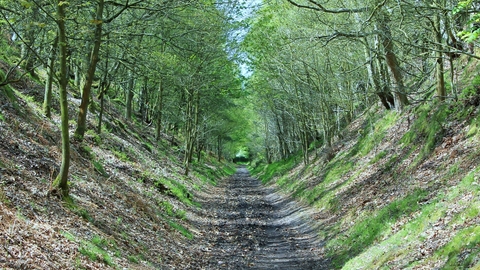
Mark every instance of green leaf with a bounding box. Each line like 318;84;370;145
20;0;32;8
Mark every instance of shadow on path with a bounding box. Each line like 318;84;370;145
197;166;329;269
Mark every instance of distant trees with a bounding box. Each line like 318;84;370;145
244;0;478;164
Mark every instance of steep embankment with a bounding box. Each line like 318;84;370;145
0;76;234;268
254;97;480;268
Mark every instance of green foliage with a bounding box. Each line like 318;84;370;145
85;129;101;145
193;165;223;186
467;113;480;137
155;178;195;206
62;231;117;267
128;255;139;263
0;185;10;206
351;111;398;157
400;103;449;166
79;236;114;266
92;160;109;177
63;196;94;223
370;150;387;164
158;200;185;219
454;1;480;42
222;165;236;176
80;145;93;159
328;189;428;268
253;154;299;184
112;149;129;162
61;230;76;242
301;160;354;206
438;226;480;269
460;86;478;100
167;220;193;239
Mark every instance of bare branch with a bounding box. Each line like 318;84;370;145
286;0;368;13
314;31;378;45
105;0;146;23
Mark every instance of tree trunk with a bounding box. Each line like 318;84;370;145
74;0;104;140
363;37;394;110
377;12;409;110
434;7;446;101
43;35;58;118
155;80;164;141
140;76;148;122
264;118;272;164
97;82;105;134
51;0;70;198
125;71;135;120
184;87;198;176
217;135;222;162
21;6;39;78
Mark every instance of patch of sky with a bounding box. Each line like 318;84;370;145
217;0;262;78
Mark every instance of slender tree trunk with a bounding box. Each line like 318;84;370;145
184;87;195;175
155;80;164;141
97;35;111;134
125;71;135;120
140;76;148;122
51;0;70;197
434;8;446;101
264;117;272;164
98;83;105;134
189;90;200;161
74;0;104;140
43;35;58;118
217;135;222;162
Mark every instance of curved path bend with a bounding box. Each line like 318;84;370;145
198;166;329;269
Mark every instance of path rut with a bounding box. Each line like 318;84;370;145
198;166;328;269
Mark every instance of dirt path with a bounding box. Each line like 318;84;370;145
196;166;329;269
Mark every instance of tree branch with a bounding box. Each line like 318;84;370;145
286;0;368;13
104;0;146;23
314;31;378;45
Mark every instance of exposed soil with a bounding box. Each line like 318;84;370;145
193;166;329;269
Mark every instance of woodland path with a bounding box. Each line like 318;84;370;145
196;166;329;269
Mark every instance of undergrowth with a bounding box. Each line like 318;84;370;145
327;188;428;268
252;153;300;184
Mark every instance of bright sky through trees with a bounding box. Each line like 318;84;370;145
223;0;262;78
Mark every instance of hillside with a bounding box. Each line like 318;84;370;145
252;64;480;268
0;72;239;268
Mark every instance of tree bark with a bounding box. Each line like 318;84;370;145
21;6;39;78
125;70;135;120
51;0;70;198
140;76;148;122
434;5;446;101
184;87;197;175
43;35;58;118
74;0;104;140
377;12;409;110
155;80;164;141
